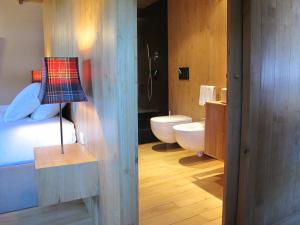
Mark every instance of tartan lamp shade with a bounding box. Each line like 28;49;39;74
38;57;87;104
32;70;42;83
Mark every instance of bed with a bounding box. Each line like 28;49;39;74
0;105;77;213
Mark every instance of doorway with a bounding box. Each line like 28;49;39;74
136;1;242;225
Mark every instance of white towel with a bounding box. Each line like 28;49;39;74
199;85;217;106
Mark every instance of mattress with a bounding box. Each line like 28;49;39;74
0;105;77;167
0;105;77;213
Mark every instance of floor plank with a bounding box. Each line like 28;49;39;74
139;142;224;225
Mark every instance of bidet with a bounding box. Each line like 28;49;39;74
150;115;192;143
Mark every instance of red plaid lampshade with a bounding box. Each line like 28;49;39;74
31;70;42;83
38;57;87;104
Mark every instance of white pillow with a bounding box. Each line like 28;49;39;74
4;83;41;122
31;103;66;121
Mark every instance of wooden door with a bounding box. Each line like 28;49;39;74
238;1;300;225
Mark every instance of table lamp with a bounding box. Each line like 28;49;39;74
38;57;87;154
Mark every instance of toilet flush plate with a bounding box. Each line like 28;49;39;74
178;67;189;80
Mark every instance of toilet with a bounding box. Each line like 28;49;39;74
150;85;218;155
173;121;205;156
173;86;227;157
172;85;217;155
150;115;192;143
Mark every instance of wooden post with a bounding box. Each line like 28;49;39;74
223;0;243;224
43;0;138;224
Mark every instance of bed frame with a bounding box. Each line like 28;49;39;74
0;103;75;214
0;164;37;213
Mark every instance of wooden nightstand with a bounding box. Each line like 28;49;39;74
34;144;99;207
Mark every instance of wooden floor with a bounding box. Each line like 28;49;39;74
139;142;224;225
0;142;223;225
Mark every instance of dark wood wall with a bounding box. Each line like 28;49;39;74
238;1;300;225
138;0;168;114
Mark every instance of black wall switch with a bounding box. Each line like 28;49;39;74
178;67;189;80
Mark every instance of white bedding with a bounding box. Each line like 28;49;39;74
0;105;76;167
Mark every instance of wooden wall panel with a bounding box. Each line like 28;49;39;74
43;1;138;225
168;0;227;121
238;1;300;225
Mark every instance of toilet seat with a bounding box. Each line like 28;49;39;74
173;121;205;153
150;115;192;143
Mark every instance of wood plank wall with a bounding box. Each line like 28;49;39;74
238;0;300;225
43;1;138;225
168;0;227;121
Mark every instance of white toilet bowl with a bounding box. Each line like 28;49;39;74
150;115;192;143
173;121;205;154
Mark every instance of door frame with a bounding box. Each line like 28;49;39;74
134;0;244;224
223;0;243;224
